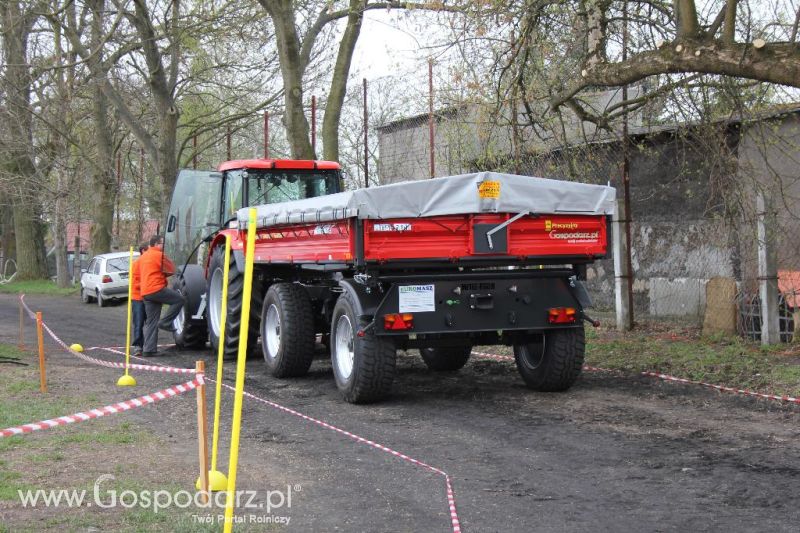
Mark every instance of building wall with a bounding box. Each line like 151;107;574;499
377;102;800;321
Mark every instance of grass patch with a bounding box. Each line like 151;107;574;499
0;279;77;296
585;326;800;397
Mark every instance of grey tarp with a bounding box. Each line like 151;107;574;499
238;172;616;229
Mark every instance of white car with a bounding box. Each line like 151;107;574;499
80;251;140;307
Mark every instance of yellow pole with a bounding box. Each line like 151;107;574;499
223;209;256;532
196;234;231;491
117;247;136;387
195;360;210;504
36;312;47;393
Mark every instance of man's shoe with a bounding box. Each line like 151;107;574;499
141;351;157;357
158;323;176;333
132;347;143;356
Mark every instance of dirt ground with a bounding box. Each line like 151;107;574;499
1;292;799;532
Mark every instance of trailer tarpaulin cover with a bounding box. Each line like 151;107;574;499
238;172;616;229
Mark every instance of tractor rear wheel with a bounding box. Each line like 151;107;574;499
207;247;262;360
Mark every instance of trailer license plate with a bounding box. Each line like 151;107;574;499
398;285;435;313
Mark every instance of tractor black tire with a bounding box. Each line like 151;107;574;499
514;328;585;392
420;346;472;371
207;247;263;360
172;266;208;349
330;290;396;403
261;283;315;377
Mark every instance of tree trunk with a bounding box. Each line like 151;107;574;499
86;0;116;255
1;0;47;280
322;0;365;162
264;0;314;159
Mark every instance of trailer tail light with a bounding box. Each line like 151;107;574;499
102;275;113;283
384;313;414;331
548;307;577;324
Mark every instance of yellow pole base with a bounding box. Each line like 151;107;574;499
196;470;228;492
69;343;84;352
117;374;136;387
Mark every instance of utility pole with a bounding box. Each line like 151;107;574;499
620;0;635;330
428;58;435;178
363;78;369;188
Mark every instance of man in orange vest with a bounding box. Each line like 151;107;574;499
141;234;185;356
130;241;148;355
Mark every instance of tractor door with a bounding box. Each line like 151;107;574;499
164;169;223;267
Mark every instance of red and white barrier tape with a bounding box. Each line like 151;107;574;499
471;350;614;373
0;375;203;438
641;371;800;405
19;295;196;375
471;350;799;405
112;349;462;533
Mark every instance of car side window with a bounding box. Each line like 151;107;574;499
86;259;95;274
94;260;101;275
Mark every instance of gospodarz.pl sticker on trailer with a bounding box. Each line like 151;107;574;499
398;285;435;313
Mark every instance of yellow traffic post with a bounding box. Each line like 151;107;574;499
35;312;47;393
117;246;136;387
196;235;231;492
224;209;256;532
195;360;210;504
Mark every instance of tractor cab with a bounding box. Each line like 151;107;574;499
164;159;342;267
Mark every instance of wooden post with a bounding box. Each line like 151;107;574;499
18;300;25;350
36;312;47;393
264;111;269;158
195;360;210;503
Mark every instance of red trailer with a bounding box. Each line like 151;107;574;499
163;160;614;403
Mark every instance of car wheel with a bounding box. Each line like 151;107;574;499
96;290;106;308
80;287;93;304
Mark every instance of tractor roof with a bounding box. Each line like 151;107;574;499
217;159;340;172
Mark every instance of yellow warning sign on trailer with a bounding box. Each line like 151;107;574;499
478;180;501;199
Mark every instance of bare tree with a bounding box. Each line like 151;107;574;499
1;0;48;279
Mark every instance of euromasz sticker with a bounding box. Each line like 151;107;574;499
478;181;501;199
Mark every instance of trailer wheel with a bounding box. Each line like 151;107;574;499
331;291;396;403
261;283;315;377
207;247;262;360
420;346;471;371
514;328;585;392
172;267;208;349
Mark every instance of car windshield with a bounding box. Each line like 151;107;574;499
105;257;129;272
246;170;338;206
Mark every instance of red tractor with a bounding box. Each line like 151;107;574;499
164;159;614;403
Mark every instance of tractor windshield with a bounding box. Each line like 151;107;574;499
245;169;339;207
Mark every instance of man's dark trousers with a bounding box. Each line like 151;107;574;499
131;299;146;353
143;287;185;353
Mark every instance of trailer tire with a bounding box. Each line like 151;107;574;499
172;267;208;349
514;328;585;392
207;245;262;360
331;291;396;403
261;283;315;377
420;346;471;371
